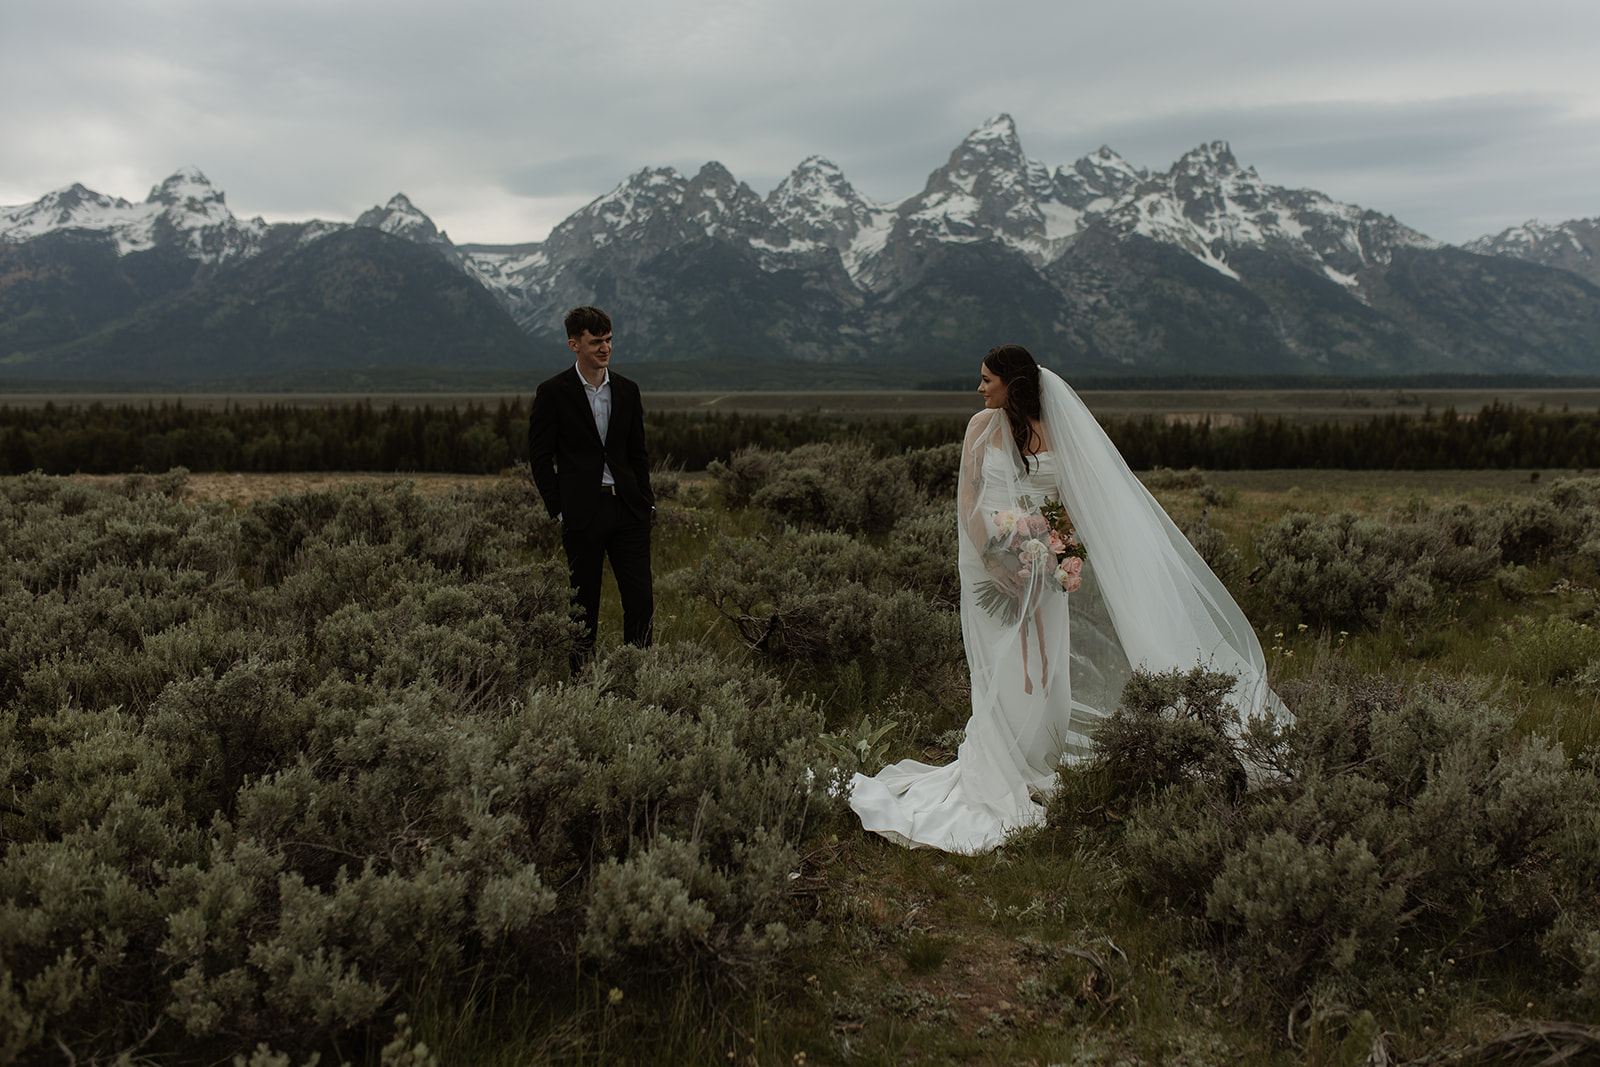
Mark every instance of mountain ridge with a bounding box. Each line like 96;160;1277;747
3;115;1598;383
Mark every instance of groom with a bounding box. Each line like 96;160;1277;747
528;305;654;668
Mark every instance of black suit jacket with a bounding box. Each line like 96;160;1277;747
528;366;653;530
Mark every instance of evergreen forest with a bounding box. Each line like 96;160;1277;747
5;398;1600;477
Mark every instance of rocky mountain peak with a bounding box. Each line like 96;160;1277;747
770;155;854;203
584;166;689;227
871;115;1080;281
536;166;692;270
1172;140;1245;178
55;183;120;213
1465;215;1600;286
767;155;883;252
147;167;225;209
683;161;744;212
1056;146;1149;209
929;113;1052;199
966;113;1022;149
682;162;783;244
0;166;260;261
0;183;133;241
356;193;449;245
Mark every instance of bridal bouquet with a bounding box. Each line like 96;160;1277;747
975;497;1085;623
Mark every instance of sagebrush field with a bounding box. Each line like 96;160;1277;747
3;450;1599;1066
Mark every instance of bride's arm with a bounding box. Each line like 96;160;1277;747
961;412;1023;592
958;412;993;553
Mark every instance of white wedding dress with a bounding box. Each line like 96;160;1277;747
849;369;1285;854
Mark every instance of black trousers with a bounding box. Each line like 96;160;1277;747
562;493;653;666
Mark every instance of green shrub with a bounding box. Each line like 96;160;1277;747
683;529;962;677
0;476;835;1062
1502;614;1600;686
1248;496;1522;628
1181;509;1243;583
1251;510;1444;627
1143;467;1210;490
1050;662;1600;1010
1482;475;1600;566
710;440;958;533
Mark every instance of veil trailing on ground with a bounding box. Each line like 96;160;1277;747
849;367;1284;853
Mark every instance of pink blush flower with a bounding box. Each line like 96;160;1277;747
1057;556;1083;593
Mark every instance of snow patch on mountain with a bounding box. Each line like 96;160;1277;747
1465;216;1600;286
766;155;891;259
882;113;1093;269
1099;140;1437;288
1;167;265;262
356;193;449;244
1;116;1499;321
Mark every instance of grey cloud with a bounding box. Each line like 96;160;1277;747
2;0;1597;245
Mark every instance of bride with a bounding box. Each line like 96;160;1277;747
849;345;1283;854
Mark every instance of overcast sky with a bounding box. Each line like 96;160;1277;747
3;0;1597;246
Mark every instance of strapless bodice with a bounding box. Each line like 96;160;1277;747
980;448;1058;511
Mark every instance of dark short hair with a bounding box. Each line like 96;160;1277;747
564;305;612;339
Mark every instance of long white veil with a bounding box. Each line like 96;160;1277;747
849;367;1284;853
1037;367;1280;724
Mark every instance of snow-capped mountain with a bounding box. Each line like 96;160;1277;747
459;113;1447;316
1098;139;1439;285
882;114;1078;266
765;155;890;265
1464;217;1600;288
0;167;266;263
4;116;1599;381
356;193;450;246
354;193;467;269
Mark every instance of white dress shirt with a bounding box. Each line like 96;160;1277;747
579;362;615;487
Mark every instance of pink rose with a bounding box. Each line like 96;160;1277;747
1057;556;1083;593
1048;531;1066;556
1025;514;1051;536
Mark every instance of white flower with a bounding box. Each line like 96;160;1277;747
993;510;1018;537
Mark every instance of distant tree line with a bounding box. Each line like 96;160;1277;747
0;400;968;476
1;398;1598;476
918;373;1600;391
1110;403;1600;470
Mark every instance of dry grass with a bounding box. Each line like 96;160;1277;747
67;470;504;507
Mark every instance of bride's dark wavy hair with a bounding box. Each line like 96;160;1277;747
983;343;1043;471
